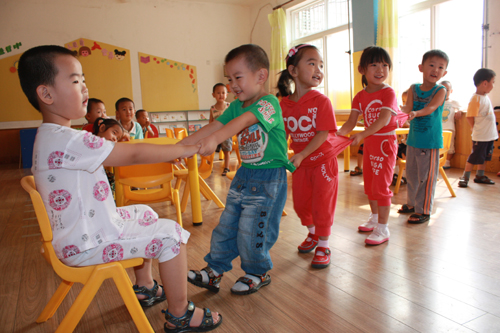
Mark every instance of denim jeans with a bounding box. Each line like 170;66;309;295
204;166;288;275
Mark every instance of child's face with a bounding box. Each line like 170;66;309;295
212;86;228;103
117;101;135;122
85;102;106;123
484;77;495;94
359;61;389;87
136;112;149;127
402;92;408;105
99;124;123;142
225;56;265;106
419;56;448;84
290;48;324;88
47;55;89;122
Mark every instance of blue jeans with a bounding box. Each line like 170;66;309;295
204;166;287;275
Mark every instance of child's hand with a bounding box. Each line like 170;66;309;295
179;144;200;159
198;136;218;156
454;111;462;120
120;132;131;142
407;111;417;121
290;153;305;168
350;132;364;146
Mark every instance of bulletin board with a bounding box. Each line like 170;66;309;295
65;38;133;117
138;52;198;111
0;38;133;123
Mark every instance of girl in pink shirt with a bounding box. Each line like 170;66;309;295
337;46;399;245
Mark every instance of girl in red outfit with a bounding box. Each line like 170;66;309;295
337;46;399;245
278;44;339;268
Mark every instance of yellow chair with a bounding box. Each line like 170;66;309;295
20;176;154;333
394;130;456;197
174;153;224;212
115;162;183;226
165;128;174;139
174;127;187;140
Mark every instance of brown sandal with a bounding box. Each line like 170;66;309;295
350;166;362;176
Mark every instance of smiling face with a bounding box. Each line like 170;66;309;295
225;56;266;108
419;56;448;85
359;61;389;90
43;55;89;125
117;101;135;122
290;48;324;90
99;124;123;142
212;85;228;103
86;102;106;124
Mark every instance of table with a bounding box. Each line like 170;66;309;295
343;127;410;171
122;137;223;225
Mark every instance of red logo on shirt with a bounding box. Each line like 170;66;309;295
83;132;104;149
145;239;163;258
49;189;72;211
62;245;80;258
93;181;110;201
102;243;124;262
48;151;64;169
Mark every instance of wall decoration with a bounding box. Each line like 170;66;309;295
138;51;199;111
0;42;22;57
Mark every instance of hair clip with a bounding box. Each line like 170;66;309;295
286;44;312;61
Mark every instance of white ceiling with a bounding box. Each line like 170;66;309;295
183;0;271;7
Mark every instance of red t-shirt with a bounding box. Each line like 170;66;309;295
82;123;94;133
281;90;338;167
351;84;399;133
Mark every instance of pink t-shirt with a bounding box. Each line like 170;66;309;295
281;90;338;167
352;84;399;134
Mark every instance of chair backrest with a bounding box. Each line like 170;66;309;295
231;135;242;166
198;153;215;179
145;124;159;138
439;130;453;167
174;128;187;140
115;162;175;206
165;128;174;139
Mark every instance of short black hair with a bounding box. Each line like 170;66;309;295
212;83;226;93
18;45;77;111
422;49;449;67
135;109;147;118
358;46;392;87
225;44;269;73
87;98;104;114
473;68;496;87
92;117;124;136
115;97;135;111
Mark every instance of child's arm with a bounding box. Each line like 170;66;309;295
103;142;199;167
466;116;475;128
198;112;259;156
179;121;224;145
408;89;446;121
336;111;359;136
400;88;414;114
209;107;214;123
350;109;392;146
290;131;329;168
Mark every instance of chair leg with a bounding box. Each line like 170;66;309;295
113;268;154;333
199;178;225;208
439;166;456;197
36;280;73;323
281;210;287;216
172;188;183;227
180;178;191;213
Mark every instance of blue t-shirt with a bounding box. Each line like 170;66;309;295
407;84;446;149
217;95;295;172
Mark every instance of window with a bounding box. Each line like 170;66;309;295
289;0;352;110
399;0;484;106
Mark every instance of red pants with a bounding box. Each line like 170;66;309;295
292;158;338;237
363;134;397;206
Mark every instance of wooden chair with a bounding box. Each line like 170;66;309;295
20;176;154;333
115;162;183;226
394;130;456;197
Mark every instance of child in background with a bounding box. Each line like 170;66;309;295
136;109;158;138
93;117;124;142
278;44;342;268
399;50;449;224
209;83;232;176
82;98;106;132
181;44;295;295
116;97;144;140
337;46;399;245
440;81;462;169
18;45;221;332
458;68;497;187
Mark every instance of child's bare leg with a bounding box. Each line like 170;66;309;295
357;153;363;169
134;259;162;300
160;244;220;327
224;151;230;170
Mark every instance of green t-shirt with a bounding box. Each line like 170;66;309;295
217;95;295;172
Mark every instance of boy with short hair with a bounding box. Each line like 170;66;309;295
181;44;295;295
136;109;158;138
115;97;143;139
399;49;449;224
458;68;497;187
18;45;222;331
82;98;106;132
440;81;462;168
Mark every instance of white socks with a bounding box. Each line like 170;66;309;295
306;226;316;241
316;239;329;256
369;213;378;223
231;274;262;292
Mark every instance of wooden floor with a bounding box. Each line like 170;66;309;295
1;157;500;333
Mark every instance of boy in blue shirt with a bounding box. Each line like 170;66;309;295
399;50;449;224
181;44;295;295
458;68;497;187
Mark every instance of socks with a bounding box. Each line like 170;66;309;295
476;170;485;177
369;213;379;223
231;274;262;292
463;171;471;179
377;223;388;231
306;226;316;241
316;239;329;256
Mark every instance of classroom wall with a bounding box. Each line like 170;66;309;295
0;0;252;122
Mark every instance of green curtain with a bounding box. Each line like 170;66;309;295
268;8;288;95
376;0;398;95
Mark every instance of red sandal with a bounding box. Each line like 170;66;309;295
298;233;318;253
311;247;331;269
